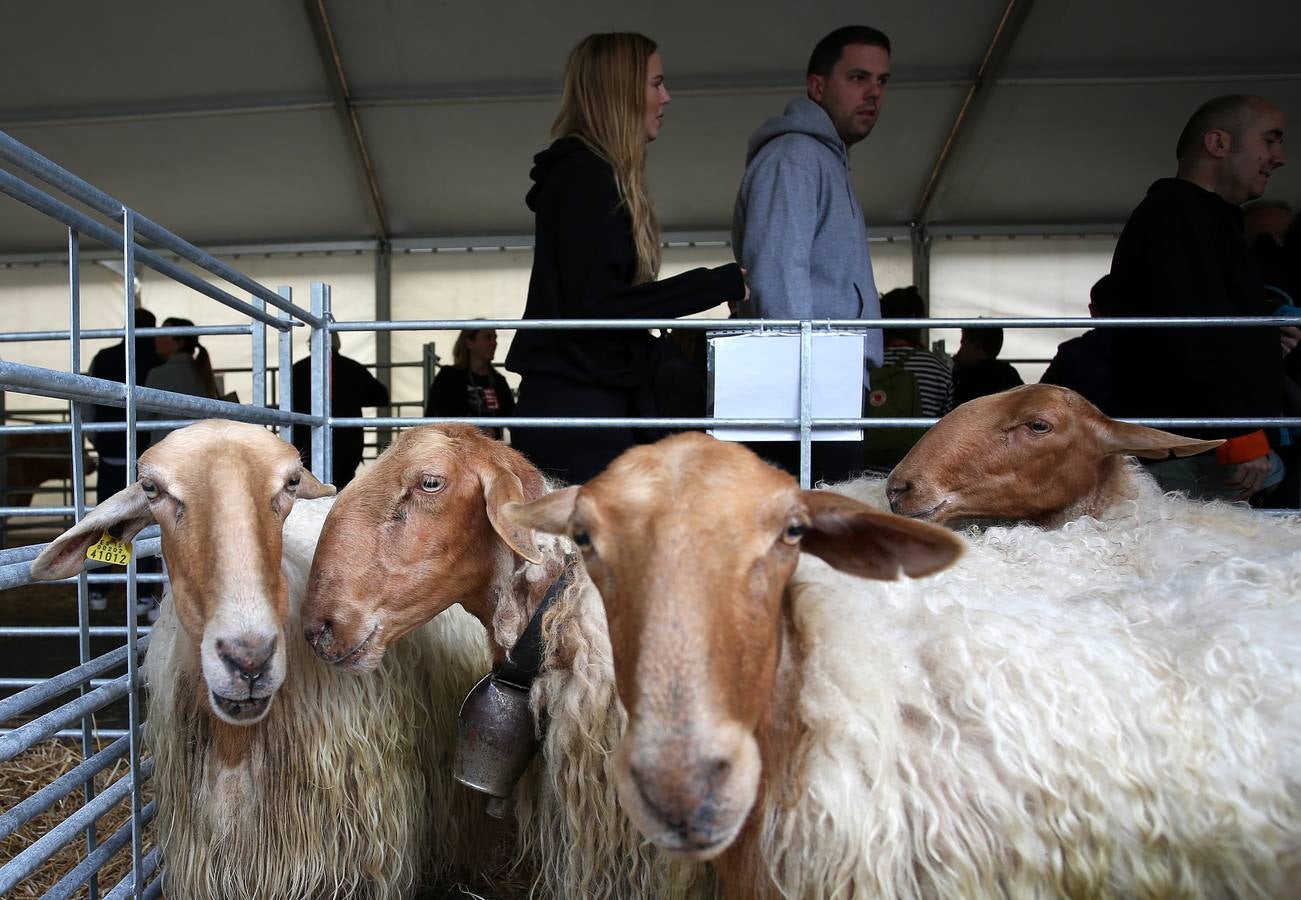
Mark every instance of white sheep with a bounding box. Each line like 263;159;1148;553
32;420;494;900
301;423;712;900
505;431;1301;899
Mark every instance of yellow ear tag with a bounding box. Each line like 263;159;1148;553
86;531;132;566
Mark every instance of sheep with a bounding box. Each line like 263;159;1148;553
31;419;494;900
504;430;1301;899
1;429;96;507
883;383;1225;526
300;423;713;900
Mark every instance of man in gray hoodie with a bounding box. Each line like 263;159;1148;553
732;25;891;482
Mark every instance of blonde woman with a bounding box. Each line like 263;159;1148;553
505;32;747;484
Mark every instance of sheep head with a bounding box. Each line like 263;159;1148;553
302;424;548;672
886;384;1224;527
503;432;962;860
30;420;334;725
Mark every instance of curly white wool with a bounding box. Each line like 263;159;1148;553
743;474;1301;898
145;497;493;900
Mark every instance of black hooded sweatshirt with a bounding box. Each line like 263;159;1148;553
1109;178;1282;439
505;138;743;390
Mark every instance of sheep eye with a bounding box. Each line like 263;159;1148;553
572;529;592;549
782;522;806;545
420;474;446;493
286;473;302;492
1027;419;1052;435
139;479;159;500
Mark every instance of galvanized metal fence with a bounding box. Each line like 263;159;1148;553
2;126;1299;898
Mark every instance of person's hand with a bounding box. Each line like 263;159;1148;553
1281;325;1301;356
728;267;751;316
1224;454;1273;499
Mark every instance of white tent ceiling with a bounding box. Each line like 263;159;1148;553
1;0;1297;255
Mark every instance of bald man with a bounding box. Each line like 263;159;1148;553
1109;94;1288;502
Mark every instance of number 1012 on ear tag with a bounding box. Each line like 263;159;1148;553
86;532;132;567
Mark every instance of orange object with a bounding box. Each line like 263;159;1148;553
1216;430;1270;466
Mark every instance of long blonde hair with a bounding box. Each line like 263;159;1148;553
551;32;661;284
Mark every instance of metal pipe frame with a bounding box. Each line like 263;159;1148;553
0;323;256;344
0;130;319;328
0;757;156;895
0;735;129;841
44;802;157;900
0;167;286;330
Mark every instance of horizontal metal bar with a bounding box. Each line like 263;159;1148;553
0;506;75;516
0;627;152;638
0;324;256;344
42;799;156;900
337;414;1301;431
0;526;159;567
0;167;288;330
0;129;319;328
330;315;1301;332
0;419;223;435
0;734;129;841
0;535;162;590
0;678;119;689
0;756;154;894
0;674;135;761
0;727;130;739
0;640;146;723
0;360;321;425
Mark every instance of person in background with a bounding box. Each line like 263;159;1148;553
292;331;390;489
84;306;161;613
732;24;892;484
1040;275;1120;414
1109;94;1288;501
951;327;1023;407
425;328;515;440
505;32;746;484
144;316;220;446
863;286;954;474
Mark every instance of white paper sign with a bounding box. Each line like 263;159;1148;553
708;331;864;442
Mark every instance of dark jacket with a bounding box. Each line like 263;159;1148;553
291;352;389;485
1109;178;1282;438
85;339;161;460
504;138;744;389
425;366;515;440
1040;329;1117;414
953;358;1024;408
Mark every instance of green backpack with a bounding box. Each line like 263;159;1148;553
864;349;927;469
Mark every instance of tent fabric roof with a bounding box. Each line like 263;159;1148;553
1;0;1297;254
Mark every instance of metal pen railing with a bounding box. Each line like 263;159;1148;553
3;123;1300;899
0;128;326;899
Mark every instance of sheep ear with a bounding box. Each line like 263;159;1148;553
480;465;546;564
1095;420;1224;460
296;469;336;499
31;483;156;581
501;487;579;538
801;490;963;581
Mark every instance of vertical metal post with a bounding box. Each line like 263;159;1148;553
798;320;812;490
68;226;100;900
121;208;144;898
251;297;267;409
375;241;393;457
278;287;294;445
310;282;332;483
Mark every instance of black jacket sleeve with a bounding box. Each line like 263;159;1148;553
535;156;744;320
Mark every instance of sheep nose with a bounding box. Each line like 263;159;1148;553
886;481;911;512
629;754;733;837
303;617;332;651
216;634;277;685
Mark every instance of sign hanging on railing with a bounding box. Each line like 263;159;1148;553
708;331;864;442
